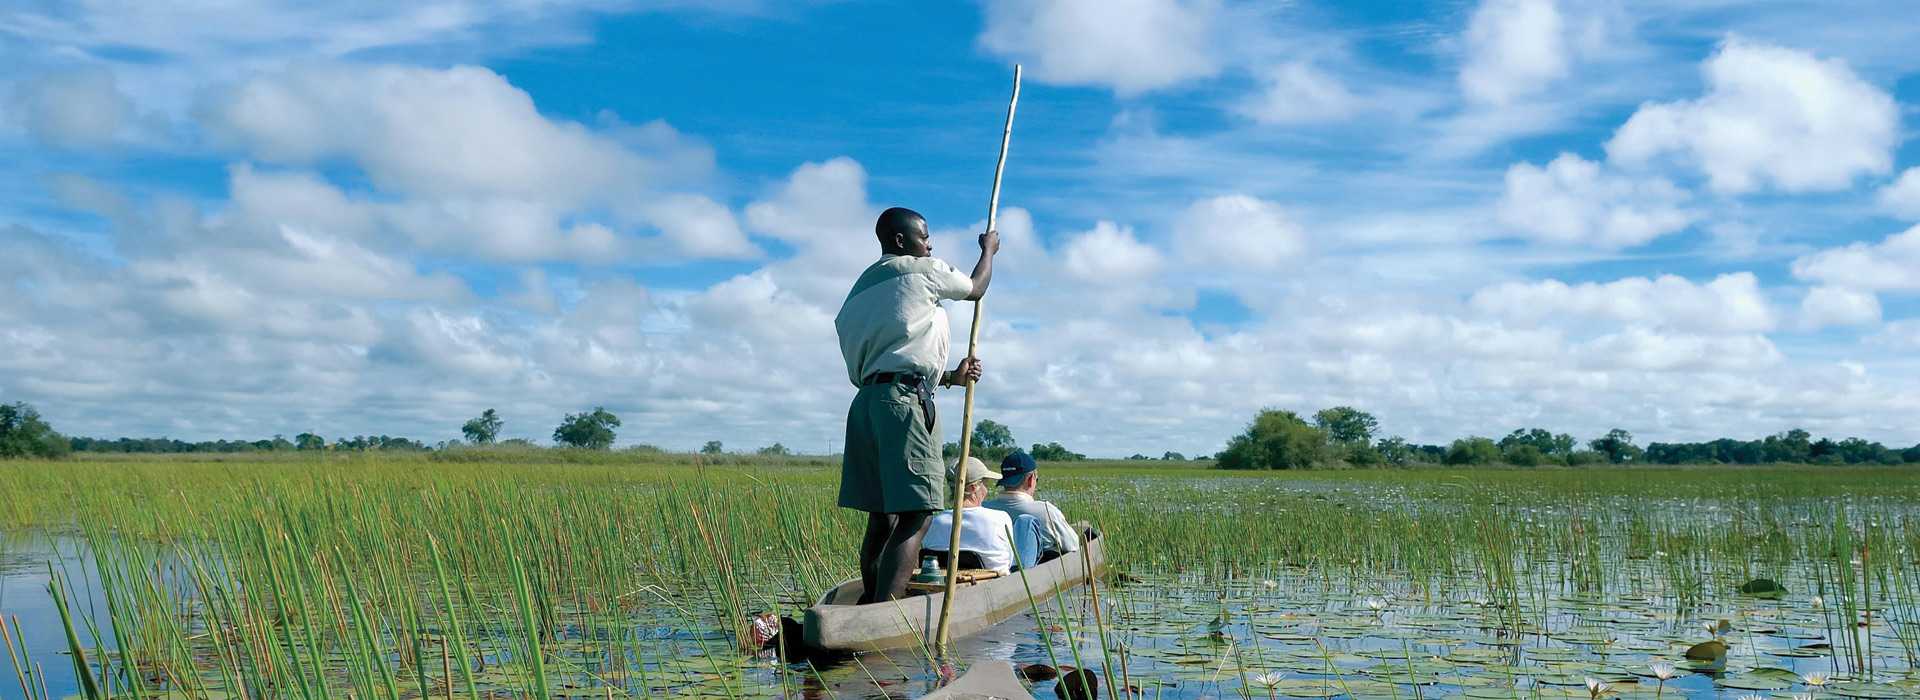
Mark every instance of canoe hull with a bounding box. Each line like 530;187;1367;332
803;527;1104;652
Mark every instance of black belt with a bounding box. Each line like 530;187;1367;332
862;372;937;430
862;372;929;387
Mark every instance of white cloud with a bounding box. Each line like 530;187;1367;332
1878;168;1920;220
1061;221;1162;283
1790;224;1920;291
1867;320;1920;351
1460;0;1569;105
743;157;870;244
205;64;694;203
8;66;132;148
643;194;760;259
1235;62;1356;125
1576;328;1782;373
1799;286;1881;330
1606;37;1898;194
1497;153;1692;248
1173;194;1305;269
1470;273;1776;333
977;0;1220;95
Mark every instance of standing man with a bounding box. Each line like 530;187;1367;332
835;206;999;604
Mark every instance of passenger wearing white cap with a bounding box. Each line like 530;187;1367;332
919;456;1017;574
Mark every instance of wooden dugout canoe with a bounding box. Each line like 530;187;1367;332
802;525;1105;652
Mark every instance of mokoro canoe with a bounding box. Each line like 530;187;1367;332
921;661;1036;700
803;525;1105;652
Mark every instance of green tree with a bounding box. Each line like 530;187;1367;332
462;409;503;445
1444;437;1500;465
552;407;621;450
756;443;790;456
1313;406;1378;445
1217;409;1327;470
1588;428;1642;464
1498;428;1575;460
1161;451;1186;461
294;433;325;451
0;402;70;459
971;419;1017;461
1502;443;1545;467
1029;442;1085;461
1375;436;1413;466
701;440;725;455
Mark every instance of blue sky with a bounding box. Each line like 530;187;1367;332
3;0;1919;456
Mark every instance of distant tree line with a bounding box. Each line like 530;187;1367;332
1216;406;1920;470
941;419;1089;463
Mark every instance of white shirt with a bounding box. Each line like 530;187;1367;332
835;255;974;386
921;506;1016;574
983;491;1080;555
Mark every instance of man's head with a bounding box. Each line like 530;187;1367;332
875;207;932;257
999;451;1038;493
949;456;1001;506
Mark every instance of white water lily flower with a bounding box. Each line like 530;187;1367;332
1250;672;1285;688
1801;671;1828;687
1365;597;1387;612
1648;661;1676;680
1811;595;1824;609
1584;677;1611;697
1261;579;1277;589
1736;695;1767;700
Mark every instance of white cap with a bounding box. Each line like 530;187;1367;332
948;455;1001;483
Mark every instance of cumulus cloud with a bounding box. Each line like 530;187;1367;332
1497;153;1692;248
1062;221;1162;283
1470;273;1776;334
204;64;698;202
977;0;1220;95
1878;168;1920;220
1173;194;1305;268
1459;0;1569;105
743;157;871;244
1235;62;1356;125
1790;224;1920;291
1799;286;1881;330
8;66;133;148
1577;328;1782;373
1606;38;1898;194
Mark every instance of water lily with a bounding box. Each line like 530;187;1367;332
1584;677;1612;698
1802;671;1828;687
1365;597;1387;612
1261;579;1277;589
1649;661;1676;698
1736;695;1766;700
1811;595;1824;609
1250;672;1284;688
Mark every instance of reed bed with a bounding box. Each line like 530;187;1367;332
1;456;1916;698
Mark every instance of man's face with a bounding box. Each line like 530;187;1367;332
897;218;932;257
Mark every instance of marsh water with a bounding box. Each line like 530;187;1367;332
4;529;1913;699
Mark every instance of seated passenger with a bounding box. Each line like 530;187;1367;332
920;456;1016;574
985;451;1080;562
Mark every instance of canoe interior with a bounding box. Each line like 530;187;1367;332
803;525;1103;652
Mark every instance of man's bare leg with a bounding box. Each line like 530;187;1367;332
857;513;897;604
872;511;932;603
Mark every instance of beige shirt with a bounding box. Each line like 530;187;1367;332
834;254;974;386
984;491;1080;555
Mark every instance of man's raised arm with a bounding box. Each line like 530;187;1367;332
965;229;1001;301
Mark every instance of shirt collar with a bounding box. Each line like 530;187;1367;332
998;491;1033;501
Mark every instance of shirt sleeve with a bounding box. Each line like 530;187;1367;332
1046;504;1080;553
925;258;974;302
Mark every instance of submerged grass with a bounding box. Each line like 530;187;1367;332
0;455;1917;698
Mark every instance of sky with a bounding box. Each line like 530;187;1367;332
3;0;1919;457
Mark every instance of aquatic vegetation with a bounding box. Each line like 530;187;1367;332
0;456;1918;699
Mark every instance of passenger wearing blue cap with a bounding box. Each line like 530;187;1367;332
985;450;1079;562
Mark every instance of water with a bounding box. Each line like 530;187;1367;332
1;535;114;700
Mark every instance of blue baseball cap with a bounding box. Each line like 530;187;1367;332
998;451;1037;488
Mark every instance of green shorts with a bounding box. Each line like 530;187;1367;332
839;381;945;513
